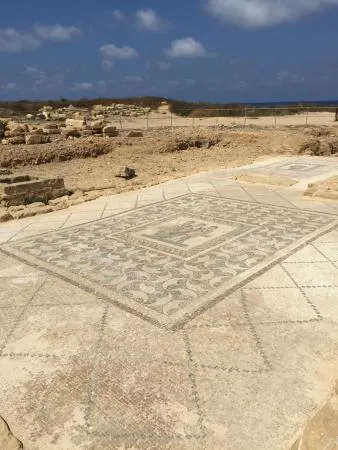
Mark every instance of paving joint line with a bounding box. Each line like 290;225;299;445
0;277;49;356
311;242;338;269
182;331;207;438
99;201;109;220
241;289;272;371
0;352;59;359
84;303;109;434
281;264;323;320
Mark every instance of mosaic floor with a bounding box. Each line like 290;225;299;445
3;193;337;329
242;157;338;179
0;157;338;450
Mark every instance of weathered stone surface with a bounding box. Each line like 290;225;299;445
127;130;143;138
48;195;69;206
6;125;27;137
103;125;118;137
43;123;58;130
116;167;136;179
84;191;101;201
7;136;25;145
43;128;60;135
68;197;85;206
291;381;338;450
25;134;50;145
28;128;44;135
90;119;104;131
12;204;54;219
65;118;85;129
0;416;22;449
305;176;338;200
234;173;297;187
7;122;28;132
62;129;82;138
0;176;66;206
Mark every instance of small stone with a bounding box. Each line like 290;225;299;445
43;123;58;130
71;190;84;199
63;129;81;138
28;205;53;215
116;167;136;180
27;202;46;208
103;125;118;137
68;198;85;206
65;118;85;129
25;134;50;145
0;212;13;222
127;131;143;138
28;128;44;135
84;191;101;201
48;195;69;206
8;205;25;213
90;119;104;131
8;136;25;145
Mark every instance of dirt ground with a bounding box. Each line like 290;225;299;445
2;125;336;195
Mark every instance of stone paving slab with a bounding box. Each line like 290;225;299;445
0;157;337;449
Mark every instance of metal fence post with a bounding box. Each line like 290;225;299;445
244;107;247;127
274;108;277;128
119;115;123;130
170;112;173;130
146;113;149;129
305;111;309;126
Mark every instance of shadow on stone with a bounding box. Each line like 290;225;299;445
0;415;23;449
290;380;338;450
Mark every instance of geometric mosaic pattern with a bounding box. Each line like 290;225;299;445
245;158;338;179
3;194;338;329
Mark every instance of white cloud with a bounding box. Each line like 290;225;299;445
135;9;169;31
0;82;17;91
166;38;208;58
112;9;124;20
71;82;93;91
102;60;115;70
34;24;82;41
0;28;40;52
24;66;45;77
100;44;138;60
205;0;338;27
124;75;142;82
158;61;172;70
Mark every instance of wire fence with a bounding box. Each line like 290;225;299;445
12;106;338;131
108;107;338;130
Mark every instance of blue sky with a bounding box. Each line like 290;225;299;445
1;0;338;102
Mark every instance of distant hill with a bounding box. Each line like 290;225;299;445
1;96;337;118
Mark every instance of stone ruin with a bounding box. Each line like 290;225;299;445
0;117;120;145
0;174;67;207
34;103;152;121
0;101;169;145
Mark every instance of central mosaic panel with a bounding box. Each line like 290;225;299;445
119;213;252;259
3;194;337;329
